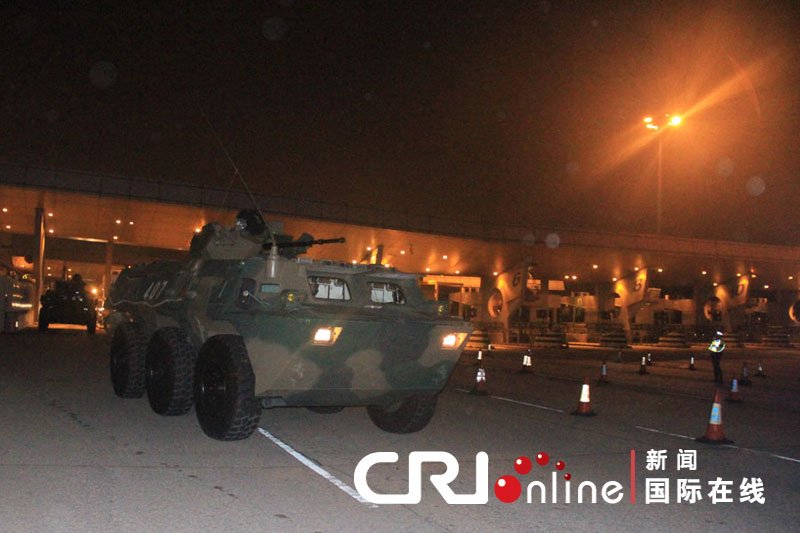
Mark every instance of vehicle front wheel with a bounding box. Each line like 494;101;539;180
366;395;437;434
146;327;196;415
194;335;260;441
110;321;147;398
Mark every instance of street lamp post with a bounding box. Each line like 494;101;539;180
643;114;681;235
657;137;663;235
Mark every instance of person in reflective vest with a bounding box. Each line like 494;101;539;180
708;330;726;383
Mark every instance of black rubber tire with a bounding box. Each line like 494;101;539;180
87;318;96;335
194;335;260;441
38;310;49;331
306;406;345;414
146;327;196;416
110;321;147;398
366;395;437;434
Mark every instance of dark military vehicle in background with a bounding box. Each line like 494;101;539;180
106;210;471;441
38;274;97;334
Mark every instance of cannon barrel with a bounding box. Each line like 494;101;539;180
265;237;346;249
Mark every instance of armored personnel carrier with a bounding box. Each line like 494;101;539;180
39;275;97;334
107;210;471;441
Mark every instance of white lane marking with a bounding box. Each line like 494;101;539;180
257;428;378;508
635;426;800;464
635;426;696;441
491;395;565;413
455;388;564;413
770;454;800;464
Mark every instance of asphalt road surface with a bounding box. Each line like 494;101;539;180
1;327;798;532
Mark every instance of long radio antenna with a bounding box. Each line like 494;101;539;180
199;109;278;251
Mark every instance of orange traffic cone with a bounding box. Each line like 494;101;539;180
474;349;483;366
688;355;696;371
696;390;733;444
598;361;610;384
519;349;533;374
639;356;648;375
571;377;596;416
471;367;488;396
646;352;653;366
755;361;766;378
739;363;752;386
725;379;742;403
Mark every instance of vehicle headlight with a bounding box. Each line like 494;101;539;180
313;327;342;345
441;332;468;349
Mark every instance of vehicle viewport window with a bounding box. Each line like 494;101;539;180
369;282;405;304
308;276;351;301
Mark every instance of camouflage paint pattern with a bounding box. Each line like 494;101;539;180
109;222;471;407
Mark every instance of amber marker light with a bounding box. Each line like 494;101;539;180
313;327;342;345
441;332;468;349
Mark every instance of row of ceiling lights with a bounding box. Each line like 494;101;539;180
354;243;798;285
0;207;145;241
4;212;799;289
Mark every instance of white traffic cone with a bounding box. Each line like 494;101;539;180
598;361;610;384
471;367;488;396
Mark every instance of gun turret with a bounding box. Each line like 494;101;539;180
264;236;345;259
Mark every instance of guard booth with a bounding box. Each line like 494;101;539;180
0;272;35;332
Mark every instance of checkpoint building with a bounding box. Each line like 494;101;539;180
2;161;800;347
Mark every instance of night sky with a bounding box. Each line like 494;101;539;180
2;1;799;244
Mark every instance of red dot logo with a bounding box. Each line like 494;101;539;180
494;476;522;503
556;460;565;470
564;473;571;481
514;456;532;475
536;452;549;466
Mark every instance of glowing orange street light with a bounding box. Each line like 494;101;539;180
643;113;683;234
